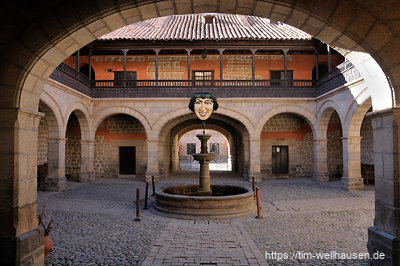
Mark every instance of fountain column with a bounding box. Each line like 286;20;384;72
193;134;216;196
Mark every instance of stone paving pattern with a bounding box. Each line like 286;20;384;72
38;172;374;265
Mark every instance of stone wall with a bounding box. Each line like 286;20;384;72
327;112;343;179
94;115;147;179
65;136;81;179
361;113;374;165
260;113;314;178
37;117;48;165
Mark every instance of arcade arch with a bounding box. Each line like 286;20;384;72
260;112;315;179
93;114;148;179
157;113;250;178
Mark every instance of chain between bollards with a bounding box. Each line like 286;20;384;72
255;187;263;219
135;188;141;222
144;182;149;210
151;176;156;196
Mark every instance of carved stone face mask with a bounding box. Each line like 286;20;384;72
194;97;214;120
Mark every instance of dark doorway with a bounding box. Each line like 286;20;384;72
272;146;289;174
119;146;136;174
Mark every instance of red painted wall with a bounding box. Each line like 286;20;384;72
64;53;343;81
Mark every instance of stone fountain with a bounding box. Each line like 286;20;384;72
155;93;256;218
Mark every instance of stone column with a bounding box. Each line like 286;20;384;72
341;136;363;190
0;108;44;265
45;138;67;191
146;140;159;182
79;140;95;182
313;139;329;181
367;108;400;265
248;138;261;181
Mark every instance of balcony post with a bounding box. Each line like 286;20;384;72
76;49;80;72
327;45;332;72
88;47;92;81
122;49;129;81
282;49;289;80
218;48;225;80
154;49;161;81
185;48;192;81
250;49;257;81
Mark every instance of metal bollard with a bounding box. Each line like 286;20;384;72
151;176;156;196
144;182;149;210
252;176;255;199
255;187;263;219
135;188;141;222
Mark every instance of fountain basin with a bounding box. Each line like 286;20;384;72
155;185;256;218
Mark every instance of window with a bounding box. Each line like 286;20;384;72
114;71;137;86
270;70;293;86
210;143;220;154
192;70;214;86
187;143;196;155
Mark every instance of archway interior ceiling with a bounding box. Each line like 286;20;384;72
172;118;240;140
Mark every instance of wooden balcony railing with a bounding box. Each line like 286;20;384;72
50;61;360;98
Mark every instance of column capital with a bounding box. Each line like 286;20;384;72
121;48;129;54
282;48;289;53
154;48;161;54
185;48;192;53
217;48;225;53
250;48;257;54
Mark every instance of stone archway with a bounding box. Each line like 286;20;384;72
64;109;93;182
93;114;148;179
38;100;66;191
259;112;315;179
314;101;344;182
156;112;251;180
340;97;373;190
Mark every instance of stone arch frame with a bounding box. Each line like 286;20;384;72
38;97;63;140
2;2;400;263
255;105;317;139
316;100;344;140
152;107;255;141
156;111;250;178
339;96;373;190
38;98;67;191
64;102;91;140
257;106;316;179
90;106;151;140
314;100;344;181
344;97;373;138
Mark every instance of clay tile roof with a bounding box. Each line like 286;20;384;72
98;14;312;41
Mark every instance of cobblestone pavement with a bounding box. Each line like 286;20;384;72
38;172;374;265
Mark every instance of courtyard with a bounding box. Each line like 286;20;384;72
39;173;374;265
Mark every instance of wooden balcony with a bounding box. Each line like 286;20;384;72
49;61;360;99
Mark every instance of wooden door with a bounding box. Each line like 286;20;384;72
272;146;288;174
119;146;136;174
